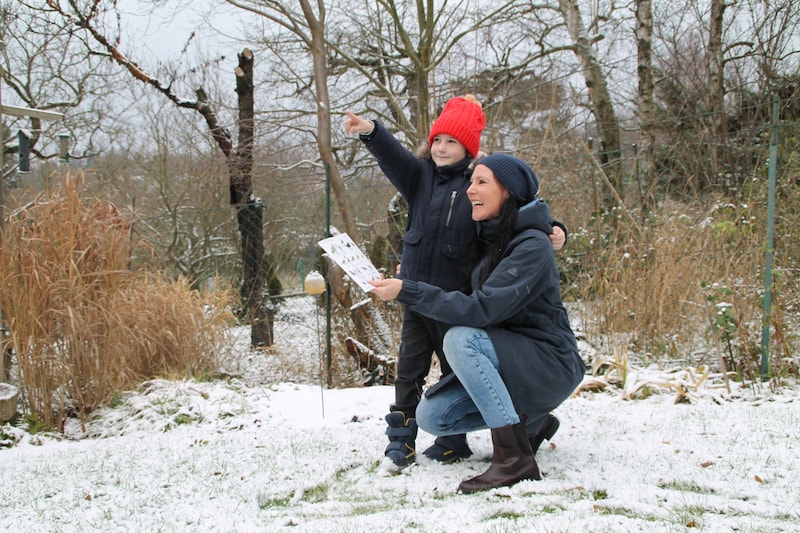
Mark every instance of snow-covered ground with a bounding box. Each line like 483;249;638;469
1;296;798;532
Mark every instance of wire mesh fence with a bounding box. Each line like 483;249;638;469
4;98;798;390
99;99;798;388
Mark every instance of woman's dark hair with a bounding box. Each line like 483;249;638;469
462;196;519;289
477;198;518;287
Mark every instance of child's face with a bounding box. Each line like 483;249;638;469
430;134;468;167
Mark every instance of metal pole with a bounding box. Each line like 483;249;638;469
760;95;779;381
325;163;332;386
0;47;5;383
304;271;326;418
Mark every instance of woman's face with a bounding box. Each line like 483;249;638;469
468;165;510;221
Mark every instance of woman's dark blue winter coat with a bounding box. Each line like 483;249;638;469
396;198;587;434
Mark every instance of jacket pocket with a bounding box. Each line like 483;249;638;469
403;228;423;246
441;241;466;260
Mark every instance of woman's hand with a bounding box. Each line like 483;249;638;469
368;276;403;301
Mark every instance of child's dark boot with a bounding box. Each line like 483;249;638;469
384;408;417;468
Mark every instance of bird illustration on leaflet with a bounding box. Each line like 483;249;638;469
317;233;381;293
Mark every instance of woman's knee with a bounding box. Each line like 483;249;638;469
443;326;493;374
443;326;469;349
443;326;482;358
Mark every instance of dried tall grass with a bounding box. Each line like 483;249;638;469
528;131;798;380
0;172;234;429
571;200;788;376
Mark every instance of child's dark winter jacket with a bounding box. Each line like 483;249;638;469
395;198;586;434
359;121;476;292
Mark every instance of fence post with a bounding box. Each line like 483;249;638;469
760;95;779;381
325;163;332;386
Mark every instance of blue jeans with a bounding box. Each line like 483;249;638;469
417;326;520;435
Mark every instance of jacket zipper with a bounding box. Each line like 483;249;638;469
445;191;457;227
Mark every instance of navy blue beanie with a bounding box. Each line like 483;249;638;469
478;154;539;204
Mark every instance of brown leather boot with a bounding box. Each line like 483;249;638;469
458;421;541;494
529;414;560;455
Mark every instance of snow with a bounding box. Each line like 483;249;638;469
1;296;798;532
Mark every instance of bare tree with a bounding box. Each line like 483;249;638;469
1;2;121;173
224;0;360;242
222;0;402;369
229;49;273;345
327;0;525;144
41;1;273;346
652;0;799;195
557;0;623;210
636;0;657;215
707;0;727;180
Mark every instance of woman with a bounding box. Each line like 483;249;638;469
369;154;585;493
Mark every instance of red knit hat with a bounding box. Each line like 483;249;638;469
428;95;486;158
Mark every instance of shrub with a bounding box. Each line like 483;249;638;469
0;172;234;429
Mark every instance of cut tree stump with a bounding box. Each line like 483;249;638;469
0;383;19;423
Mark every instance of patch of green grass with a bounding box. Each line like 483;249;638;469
107;391;124;409
24;414;48;435
303;482;329;503
595;505;642;519
658;480;712;494
257;492;292;509
173;413;193;425
193;370;224;383
669;504;707;528
592;489;608;500
333;463;358;482
0;426;17;447
487;510;524;520
364;460;381;475
351;503;389;516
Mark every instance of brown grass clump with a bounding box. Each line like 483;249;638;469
565;199;794;379
0;172;234;429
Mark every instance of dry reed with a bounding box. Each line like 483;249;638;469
574;201;784;375
0;172;234;429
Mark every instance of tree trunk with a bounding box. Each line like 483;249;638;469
708;0;727;190
636;0;657;215
301;0;359;240
300;0;390;359
558;0;623;211
231;49;271;347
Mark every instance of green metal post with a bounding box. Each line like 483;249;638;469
761;95;779;381
325;163;332;386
